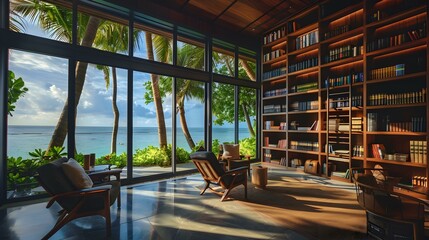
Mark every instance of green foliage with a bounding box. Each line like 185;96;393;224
7;156;41;191
28;146;67;162
97;153;127;168
133;146;170;167
133;145;190;167
239;136;256;157
193;139;221;156
8;70;28;116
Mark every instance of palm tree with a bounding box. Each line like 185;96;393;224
93;23;137;154
145;33;168;148
11;0;102;151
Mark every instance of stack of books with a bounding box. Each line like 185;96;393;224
351;117;362;131
410;140;427;164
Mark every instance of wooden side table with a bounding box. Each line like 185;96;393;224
252;165;268;189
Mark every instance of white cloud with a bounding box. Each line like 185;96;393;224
10;50;67;74
49;85;67;102
82;100;93;109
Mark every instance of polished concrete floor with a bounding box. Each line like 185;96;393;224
0;169;363;240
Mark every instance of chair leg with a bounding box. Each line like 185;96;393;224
42;211;69;240
104;190;112;238
244;181;248;199
200;180;210;195
221;189;231;202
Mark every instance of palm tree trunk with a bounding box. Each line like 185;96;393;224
178;102;195;149
241;103;255;137
111;67;119;154
47;16;101;150
239;59;256;81
145;33;167;148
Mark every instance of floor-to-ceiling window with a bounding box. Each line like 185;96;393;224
2;0;259;203
7;50;68;199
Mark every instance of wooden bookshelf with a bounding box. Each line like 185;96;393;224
260;0;428;185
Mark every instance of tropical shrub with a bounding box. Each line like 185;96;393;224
97;152;127;168
239;136;256;157
133;144;190;167
7;156;41;191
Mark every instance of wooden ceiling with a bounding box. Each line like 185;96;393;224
105;0;318;47
144;0;317;35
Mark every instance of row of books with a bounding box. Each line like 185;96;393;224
353;145;364;157
291;120;319;131
290;100;318;111
295;29;319;51
323;20;362;40
369;64;405;80
367;22;427;52
412;175;427;187
371;143;386;159
410;140;427;164
290;82;318;93
290;141;319;151
263;149;272;162
263;26;286;44
264;121;286;130
324;72;364;88
367;88;426;106
263;49;285;62
288;57;318;73
328;96;362;108
263;67;287;80
264;88;287;97
385;120;425;132
277;139;287;149
263;104;285;114
263;137;287;149
279;157;288;166
324;44;363;64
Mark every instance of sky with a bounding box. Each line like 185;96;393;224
7;15;243;128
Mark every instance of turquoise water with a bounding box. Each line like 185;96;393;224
7;126;250;158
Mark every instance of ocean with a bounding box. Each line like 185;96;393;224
7;125;251;158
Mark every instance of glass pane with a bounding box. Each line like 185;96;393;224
212;82;235;155
175;78;205;173
133;71;172;178
134;25;173;64
239;87;257;159
7;50;68;199
177;39;205;70
212;48;235;77
10;1;73;43
75;62;128;178
77;10;129;55
238;55;256;81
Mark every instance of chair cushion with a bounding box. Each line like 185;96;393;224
37;157;75;194
190;151;225;176
222;144;240;160
61;158;94;189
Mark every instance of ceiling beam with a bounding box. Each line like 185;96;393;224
212;0;238;23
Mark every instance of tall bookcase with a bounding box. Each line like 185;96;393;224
260;0;428;186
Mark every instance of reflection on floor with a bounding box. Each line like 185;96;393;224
0;168;370;240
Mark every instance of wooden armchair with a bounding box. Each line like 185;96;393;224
191;151;248;201
35;157;120;239
218;143;251;177
351;168;428;240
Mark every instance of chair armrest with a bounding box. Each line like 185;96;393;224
46;185;111;208
224;166;248;175
88;169;122;181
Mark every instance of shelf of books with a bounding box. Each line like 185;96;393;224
260;0;428;186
